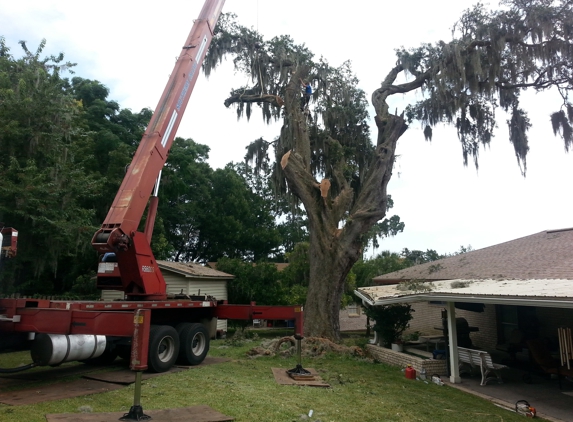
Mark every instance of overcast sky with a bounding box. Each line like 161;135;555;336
2;1;572;257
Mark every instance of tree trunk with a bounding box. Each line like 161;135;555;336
304;230;360;341
279;68;408;341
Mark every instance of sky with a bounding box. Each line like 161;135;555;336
2;0;572;257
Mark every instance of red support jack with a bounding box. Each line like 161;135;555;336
121;309;151;421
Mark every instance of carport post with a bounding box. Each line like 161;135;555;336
446;302;461;383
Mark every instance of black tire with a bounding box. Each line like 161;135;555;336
176;323;210;366
148;325;180;373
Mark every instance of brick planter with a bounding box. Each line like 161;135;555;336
366;344;447;376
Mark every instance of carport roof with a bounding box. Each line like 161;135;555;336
355;278;573;308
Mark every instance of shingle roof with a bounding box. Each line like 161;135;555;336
373;228;573;283
208;262;289;271
158;261;234;279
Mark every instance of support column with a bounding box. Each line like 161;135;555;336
446;302;461;383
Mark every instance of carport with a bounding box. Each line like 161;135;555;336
355;279;573;420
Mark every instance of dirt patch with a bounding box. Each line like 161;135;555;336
248;336;365;358
0;378;124;405
175;356;230;369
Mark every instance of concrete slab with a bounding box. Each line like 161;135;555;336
444;366;573;422
46;405;234;421
271;367;330;387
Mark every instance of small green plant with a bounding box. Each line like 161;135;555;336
364;303;414;346
402;331;421;342
450;280;470;289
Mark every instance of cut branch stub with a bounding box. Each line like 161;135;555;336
319;179;331;198
280;150;291;170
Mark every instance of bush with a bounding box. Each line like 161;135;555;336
364;303;414;346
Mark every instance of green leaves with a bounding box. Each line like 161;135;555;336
215;258;286;306
364;303;414;346
400;0;573;173
157;140;282;263
0;39;152;295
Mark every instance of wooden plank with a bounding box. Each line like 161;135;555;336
271;368;330;388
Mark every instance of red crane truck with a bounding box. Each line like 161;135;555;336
0;0;303;377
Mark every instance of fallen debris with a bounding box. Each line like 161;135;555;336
247;336;365;358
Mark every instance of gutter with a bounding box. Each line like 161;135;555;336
354;289;374;306
354;289;573;309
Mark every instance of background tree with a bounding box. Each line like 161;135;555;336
156;137;213;262
157;138;283;263
352;251;412;291
205;0;573;340
215;258;285;306
0;38;96;293
0;39;152;296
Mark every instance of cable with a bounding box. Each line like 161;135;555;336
0;363;36;373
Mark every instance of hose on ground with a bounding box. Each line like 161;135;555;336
0;363;36;373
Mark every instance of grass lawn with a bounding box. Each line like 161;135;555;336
0;330;537;422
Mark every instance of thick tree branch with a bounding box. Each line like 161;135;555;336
283;67;312;169
372;65;430;116
224;93;284;108
342;113;408;243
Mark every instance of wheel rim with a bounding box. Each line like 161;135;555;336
192;332;206;356
157;336;176;362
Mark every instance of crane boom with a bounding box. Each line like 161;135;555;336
92;0;225;300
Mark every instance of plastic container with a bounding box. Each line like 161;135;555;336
405;365;416;380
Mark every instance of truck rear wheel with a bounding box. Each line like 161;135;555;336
148;325;180;373
176;323;210;366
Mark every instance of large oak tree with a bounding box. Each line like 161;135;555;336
205;0;573;341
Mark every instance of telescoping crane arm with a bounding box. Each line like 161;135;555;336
92;0;225;300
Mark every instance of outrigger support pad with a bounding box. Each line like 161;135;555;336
120;371;151;420
287;337;313;379
287;364;312;376
119;405;151;421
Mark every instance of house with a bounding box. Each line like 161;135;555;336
355;228;573;382
102;260;234;335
